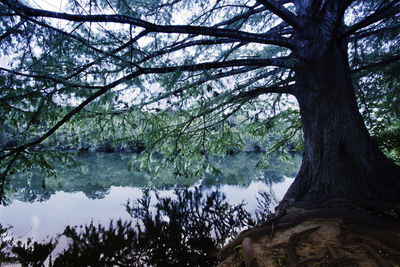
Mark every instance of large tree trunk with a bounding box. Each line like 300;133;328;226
220;48;400;262
219;1;400;264
282;42;400;206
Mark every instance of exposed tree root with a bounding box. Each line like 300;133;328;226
296;255;325;266
241;237;259;267
218;198;400;267
327;244;338;260
284;226;320;266
357;242;392;267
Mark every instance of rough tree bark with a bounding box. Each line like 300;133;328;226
282;0;400;209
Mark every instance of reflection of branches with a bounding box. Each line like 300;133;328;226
3;187;269;266
1;151;21;203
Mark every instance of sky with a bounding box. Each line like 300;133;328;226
28;0;65;12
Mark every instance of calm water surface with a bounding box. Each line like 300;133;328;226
0;152;301;242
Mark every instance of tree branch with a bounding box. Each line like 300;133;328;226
17;17;138;71
0;0;296;49
351;54;400;73
0;151;21;202
343;1;400;37
66;30;149;79
141;57;294;74
213;5;268;28
177;83;295;129
138;38;241;64
1;56;292;104
247;83;295;96
0;70;143;161
138;66;263;107
0;67;101;89
256;0;301;29
139;19;295;64
0;20;24;42
349;24;400;41
0;54;294;161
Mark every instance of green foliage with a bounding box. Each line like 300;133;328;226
0;0;300;185
0;0;399;197
349;1;400;162
353;58;400;162
372;124;400;163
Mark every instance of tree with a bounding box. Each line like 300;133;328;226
0;0;399;209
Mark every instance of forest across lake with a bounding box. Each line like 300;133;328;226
1;151;301;244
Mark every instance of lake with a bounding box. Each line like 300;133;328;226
0;152;301;243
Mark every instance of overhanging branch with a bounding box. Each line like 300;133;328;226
16;16;141;71
139;66;263;108
138;38;241;64
0;67;102;89
257;0;301;29
343;1;400;37
66;29;149;79
351;54;400;73
213;5;268;28
0;0;296;49
349;25;400;41
141;57;293;74
0;20;24;42
0;70;143;161
247;83;295;96
139;19;296;64
0;54;294;160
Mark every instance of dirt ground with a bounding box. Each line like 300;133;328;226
218;200;400;267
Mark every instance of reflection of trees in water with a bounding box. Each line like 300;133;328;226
6;152;301;204
1;187;273;266
203;152;301;186
8;173;56;204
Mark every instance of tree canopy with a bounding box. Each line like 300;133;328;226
0;0;399;203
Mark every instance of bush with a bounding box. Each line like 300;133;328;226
1;187;272;266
